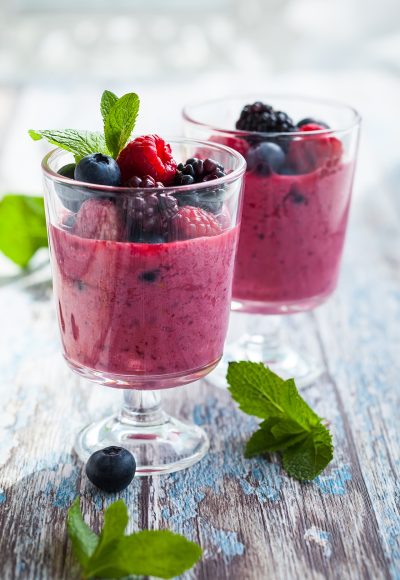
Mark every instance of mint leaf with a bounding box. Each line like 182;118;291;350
67;498;202;579
87;530;202;580
227;361;333;480
91;499;128;558
0;194;48;268
100;90;118;124
104;92;140;158
28;129;109;161
67;498;99;570
283;424;333;480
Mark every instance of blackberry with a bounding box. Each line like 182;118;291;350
121;192;178;241
125;174;164;188
174;158;226;214
236;101;295;133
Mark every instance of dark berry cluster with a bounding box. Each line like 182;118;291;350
122;192;178;242
236;102;295;133
174;158;226;215
125;174;164;188
174;157;225;186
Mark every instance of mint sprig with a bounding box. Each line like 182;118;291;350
227;361;333;481
28;129;109;162
67;498;202;579
29;89;140;162
104;92;140;158
0;194;48;268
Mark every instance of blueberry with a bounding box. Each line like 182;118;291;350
75;153;121;187
86;446;136;492
131;233;166;244
56;163;87;212
247;142;285;175
297;118;330;129
139;269;160;282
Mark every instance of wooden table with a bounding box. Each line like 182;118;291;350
0;83;399;579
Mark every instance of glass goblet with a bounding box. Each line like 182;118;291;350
183;96;361;387
42;139;245;475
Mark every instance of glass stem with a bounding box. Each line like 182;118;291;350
120;389;166;427
239;314;285;364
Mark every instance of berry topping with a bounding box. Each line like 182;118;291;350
117;134;177;186
86;446;136;492
58;163;76;179
247;142;285;175
297;118;330;129
73;199;123;241
122;192;178;241
236;102;295;133
74;153;121;186
174;157;226;185
168;206;221;241
287;124;343;174
209;135;250;158
125;174;164;188
173;157;226;215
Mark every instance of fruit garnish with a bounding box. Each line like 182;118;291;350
168;206;221;241
75;153;121;186
85;446;136;492
73;199;123;241
227;361;334;481
117;134;177;185
297;117;330;129
29;89;140;162
247;142;285;175
287;123;343;174
236;101;295;133
174;157;225;186
122;192;178;242
209;134;250;159
125;174;164;188
67;498;202;578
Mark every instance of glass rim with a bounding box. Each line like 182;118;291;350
182;94;362;138
41;137;247;194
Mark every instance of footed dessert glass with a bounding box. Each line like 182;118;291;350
43;139;245;475
183;96;361;387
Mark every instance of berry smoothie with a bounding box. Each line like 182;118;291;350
232;163;354;312
50;224;238;383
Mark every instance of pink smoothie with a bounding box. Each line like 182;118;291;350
50;226;238;382
232;164;354;313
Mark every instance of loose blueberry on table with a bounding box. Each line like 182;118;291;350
86;446;136;492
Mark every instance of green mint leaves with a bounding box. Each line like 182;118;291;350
0;194;48;268
28;129;109;162
29;90;140;161
103;92;139;158
67;498;202;579
227;362;333;481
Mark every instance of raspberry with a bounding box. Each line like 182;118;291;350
122;192;178;241
117;135;177;186
168;206;221;241
209;134;250;158
287;124;343;174
73;199;123;241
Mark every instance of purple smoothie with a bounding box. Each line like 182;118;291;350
50;225;238;384
232;162;355;313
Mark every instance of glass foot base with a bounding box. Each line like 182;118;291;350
74;411;209;476
205;337;323;390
